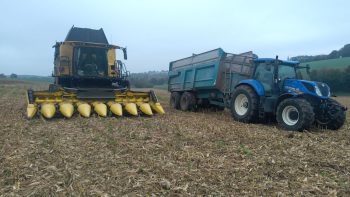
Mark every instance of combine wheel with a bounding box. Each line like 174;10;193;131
231;85;258;122
180;92;196;111
276;98;314;131
170;92;181;109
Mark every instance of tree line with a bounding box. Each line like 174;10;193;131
291;44;350;63
310;66;350;93
0;73;18;78
129;71;168;88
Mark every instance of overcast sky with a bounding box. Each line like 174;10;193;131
0;0;349;75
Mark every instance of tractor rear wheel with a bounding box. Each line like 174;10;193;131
231;85;259;122
180;92;196;111
170;92;181;109
276;98;315;131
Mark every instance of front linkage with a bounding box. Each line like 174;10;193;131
314;98;347;130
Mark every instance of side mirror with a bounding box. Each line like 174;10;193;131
122;48;127;60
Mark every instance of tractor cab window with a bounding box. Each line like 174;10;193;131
278;65;296;81
74;47;108;77
254;62;274;96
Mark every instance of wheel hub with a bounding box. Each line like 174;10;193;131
282;106;299;126
289;111;299;121
234;94;249;116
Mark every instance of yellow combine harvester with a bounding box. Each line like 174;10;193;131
27;27;164;119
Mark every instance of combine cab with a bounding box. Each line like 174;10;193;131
27;27;164;119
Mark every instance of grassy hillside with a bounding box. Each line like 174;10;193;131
300;57;350;70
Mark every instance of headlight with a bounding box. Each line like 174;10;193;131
315;86;322;96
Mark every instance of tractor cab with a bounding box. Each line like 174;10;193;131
252;58;330;98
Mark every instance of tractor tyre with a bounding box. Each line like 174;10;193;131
180;92;196;111
276;98;315;131
322;110;346;130
170;92;181;109
316;99;346;130
231;85;259;122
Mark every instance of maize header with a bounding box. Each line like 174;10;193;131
27;27;164;119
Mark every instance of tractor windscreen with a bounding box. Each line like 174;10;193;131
73;47;108;77
278;64;296;81
296;66;311;80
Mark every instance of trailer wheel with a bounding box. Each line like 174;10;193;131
180;92;196;111
170;92;181;109
231;85;259;122
316;99;346;130
276;98;314;131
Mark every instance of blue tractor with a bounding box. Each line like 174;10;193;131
168;48;347;131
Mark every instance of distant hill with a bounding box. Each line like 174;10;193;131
291;44;350;63
300;57;350;71
17;75;54;83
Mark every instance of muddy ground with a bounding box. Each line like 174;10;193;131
0;80;349;196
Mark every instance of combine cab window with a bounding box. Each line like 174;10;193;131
74;47;108;77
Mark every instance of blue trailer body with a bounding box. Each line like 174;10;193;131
168;48;224;92
168;48;255;107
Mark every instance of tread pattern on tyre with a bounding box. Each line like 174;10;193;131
231;85;259;122
170;92;181;109
327;111;346;130
317;98;346;130
276;98;315;131
180;92;196;111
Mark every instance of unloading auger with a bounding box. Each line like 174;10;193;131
26;26;164;119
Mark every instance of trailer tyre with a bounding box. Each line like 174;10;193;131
180;92;196;111
276;98;314;131
231;85;259;122
170;92;181;109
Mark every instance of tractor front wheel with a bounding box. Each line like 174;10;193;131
276;98;315;131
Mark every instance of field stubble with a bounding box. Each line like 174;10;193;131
0;80;349;196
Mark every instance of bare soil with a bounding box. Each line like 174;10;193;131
0;80;349;196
